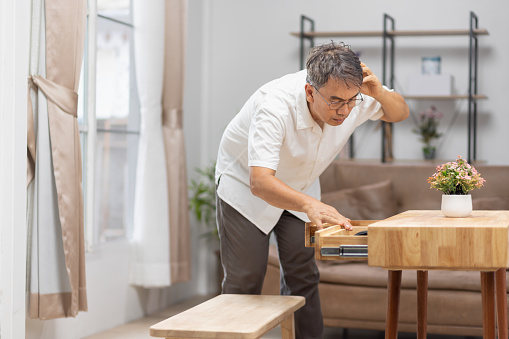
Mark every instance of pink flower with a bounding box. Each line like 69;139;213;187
428;156;485;194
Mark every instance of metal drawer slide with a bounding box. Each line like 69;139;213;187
321;244;368;258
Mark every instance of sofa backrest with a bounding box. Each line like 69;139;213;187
319;160;509;213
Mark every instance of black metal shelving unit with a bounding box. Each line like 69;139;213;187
292;12;488;163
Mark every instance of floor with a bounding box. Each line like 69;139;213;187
84;295;482;339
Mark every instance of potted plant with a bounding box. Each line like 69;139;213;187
427;156;486;217
413;106;443;159
188;161;223;293
189;161;218;241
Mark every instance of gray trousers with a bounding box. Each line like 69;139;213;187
216;196;323;339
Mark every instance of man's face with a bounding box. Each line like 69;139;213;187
305;79;360;128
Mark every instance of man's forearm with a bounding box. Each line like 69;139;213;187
250;172;316;213
377;89;409;123
249;166;353;229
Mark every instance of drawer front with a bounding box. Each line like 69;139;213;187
305;221;378;261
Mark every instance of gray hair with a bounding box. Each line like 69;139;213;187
305;41;363;89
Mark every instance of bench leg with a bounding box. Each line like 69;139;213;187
386;270;402;339
417;270;428;339
481;271;496;339
496;268;508;339
281;313;295;339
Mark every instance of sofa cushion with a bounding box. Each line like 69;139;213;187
320;180;398;220
320;160;444;212
472;196;509;210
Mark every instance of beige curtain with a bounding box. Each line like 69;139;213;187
163;0;191;283
27;0;87;319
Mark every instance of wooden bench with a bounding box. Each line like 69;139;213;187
150;294;305;339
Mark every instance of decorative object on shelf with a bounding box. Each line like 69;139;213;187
428;156;486;217
422;56;441;75
413;105;443;159
406;73;452;96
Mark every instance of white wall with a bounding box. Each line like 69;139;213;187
185;0;509;166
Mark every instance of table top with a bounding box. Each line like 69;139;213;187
149;294;305;338
367;210;509;270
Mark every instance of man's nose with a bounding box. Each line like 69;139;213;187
336;104;350;114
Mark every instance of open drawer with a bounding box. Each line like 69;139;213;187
305;220;379;261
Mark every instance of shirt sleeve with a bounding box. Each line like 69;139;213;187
357;86;394;125
247;101;287;171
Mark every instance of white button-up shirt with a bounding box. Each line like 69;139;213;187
216;70;385;234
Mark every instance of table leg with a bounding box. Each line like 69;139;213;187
495;268;508;339
386;270;402;339
481;271;496;339
417;270;428;339
280;313;295;339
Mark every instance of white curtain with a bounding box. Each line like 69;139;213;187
129;0;172;287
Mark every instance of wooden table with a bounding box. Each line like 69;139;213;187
149;294;305;339
307;210;509;339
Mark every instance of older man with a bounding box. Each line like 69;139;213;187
215;42;408;338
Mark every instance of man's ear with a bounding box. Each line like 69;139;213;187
305;83;315;103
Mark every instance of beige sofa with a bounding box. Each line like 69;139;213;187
262;159;509;336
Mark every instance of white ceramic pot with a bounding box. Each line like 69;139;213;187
441;194;472;218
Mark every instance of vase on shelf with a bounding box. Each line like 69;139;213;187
422;144;436;160
441;194;472;218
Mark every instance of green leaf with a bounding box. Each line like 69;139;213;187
188;161;218;240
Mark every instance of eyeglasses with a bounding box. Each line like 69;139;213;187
311;84;363;110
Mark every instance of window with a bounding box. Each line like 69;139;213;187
79;0;139;249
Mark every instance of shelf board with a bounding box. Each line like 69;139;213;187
290;28;489;38
290;31;383;38
403;94;488;100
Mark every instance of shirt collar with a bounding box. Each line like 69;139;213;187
297;86;325;135
296;84;317;131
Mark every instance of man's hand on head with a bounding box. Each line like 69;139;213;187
360;62;409;123
360;62;384;99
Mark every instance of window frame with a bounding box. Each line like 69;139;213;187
81;0;139;251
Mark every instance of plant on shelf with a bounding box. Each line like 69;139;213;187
412;105;443;160
428;156;485;195
189;161;218;241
